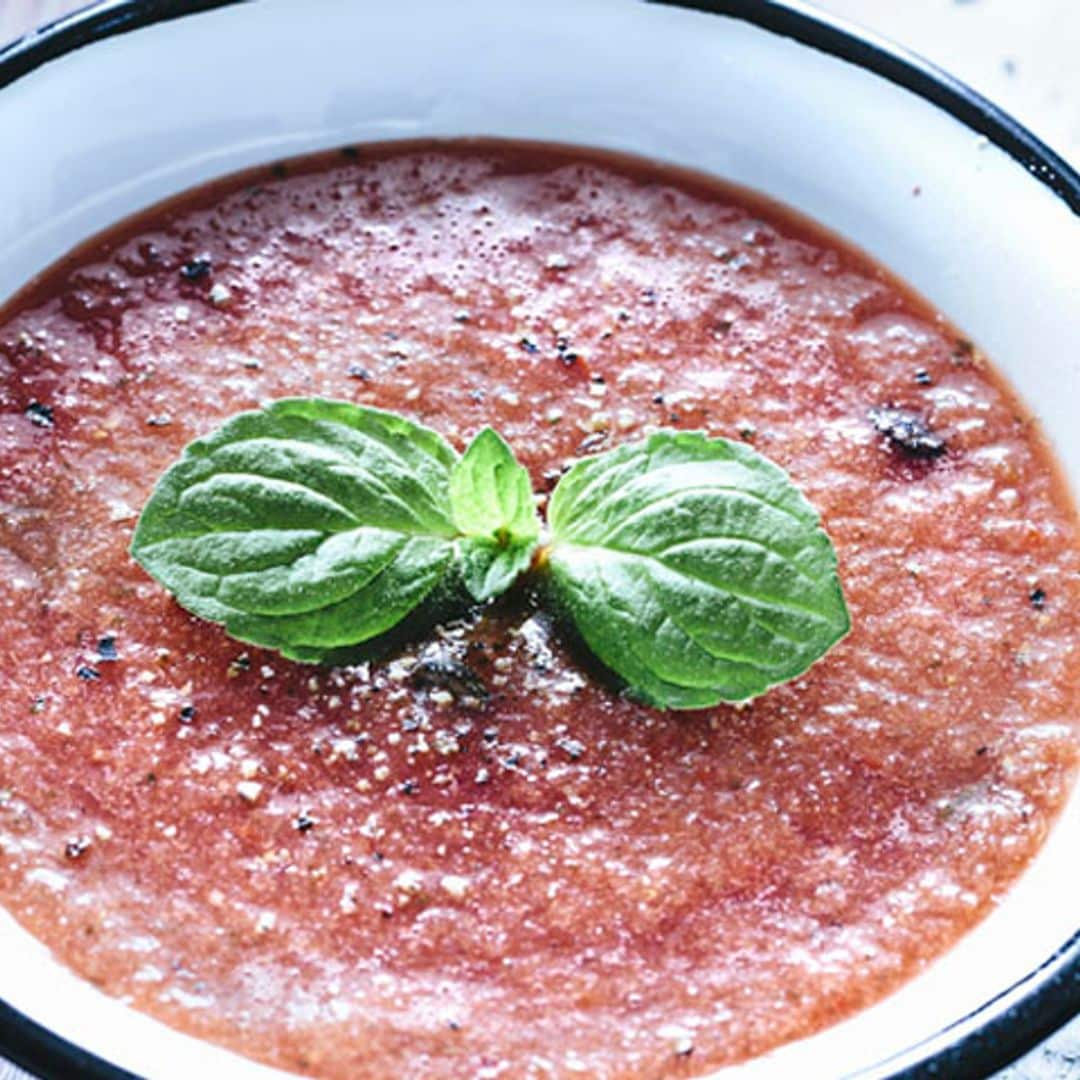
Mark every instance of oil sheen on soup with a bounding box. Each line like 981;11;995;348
0;141;1077;1079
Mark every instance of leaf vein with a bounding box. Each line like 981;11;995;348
562;542;835;624
590;482;811;545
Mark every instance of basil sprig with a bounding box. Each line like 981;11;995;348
450;427;540;602
130;399;510;663
132;399;848;708
545;431;849;708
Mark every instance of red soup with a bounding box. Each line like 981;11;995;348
0;141;1077;1078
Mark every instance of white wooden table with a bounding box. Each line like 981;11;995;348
0;1;1077;1077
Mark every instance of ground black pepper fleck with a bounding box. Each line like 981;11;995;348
179;255;213;282
410;652;487;700
97;636;119;661
557;737;586;761
76;665;100;681
1030;587;1047;609
64;837;91;859
227;653;251;678
24;401;54;428
870;406;947;459
554;335;581;365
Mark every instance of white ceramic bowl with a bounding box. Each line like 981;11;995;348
1;2;1078;1078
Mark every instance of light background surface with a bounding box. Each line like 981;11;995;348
0;1;1077;1078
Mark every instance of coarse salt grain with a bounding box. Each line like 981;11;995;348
394;869;424;894
440;874;470;900
236;781;263;803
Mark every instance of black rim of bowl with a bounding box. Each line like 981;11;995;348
0;2;1078;1078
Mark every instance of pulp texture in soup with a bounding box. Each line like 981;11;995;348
0;141;1077;1079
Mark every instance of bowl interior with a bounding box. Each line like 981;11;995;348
0;2;1077;1077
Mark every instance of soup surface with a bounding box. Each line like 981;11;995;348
0;141;1077;1079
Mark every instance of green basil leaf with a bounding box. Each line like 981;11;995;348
545;430;850;709
450;427;540;602
131;398;460;661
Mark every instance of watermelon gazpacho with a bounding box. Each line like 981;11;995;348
0;141;1077;1078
